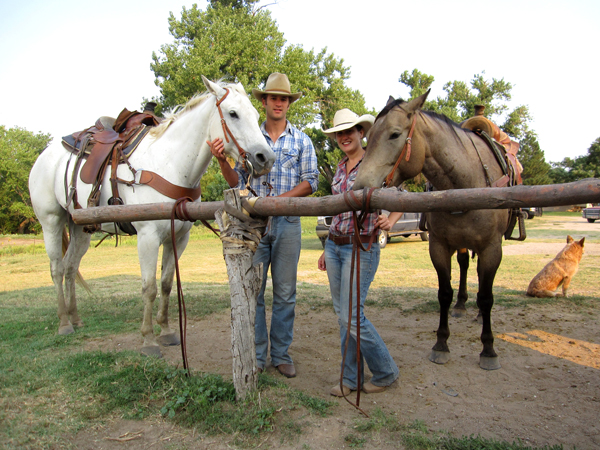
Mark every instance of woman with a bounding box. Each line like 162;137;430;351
318;109;401;397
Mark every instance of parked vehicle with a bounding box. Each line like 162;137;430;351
521;207;543;219
582;206;600;223
316;211;428;248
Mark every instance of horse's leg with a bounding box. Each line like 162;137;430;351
138;233;162;357
62;223;91;328
451;249;469;318
42;217;73;335
155;232;190;347
428;241;453;364
476;247;502;370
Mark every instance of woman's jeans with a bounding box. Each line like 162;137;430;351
254;216;301;369
324;239;399;389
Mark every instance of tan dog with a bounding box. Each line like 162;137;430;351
527;236;585;298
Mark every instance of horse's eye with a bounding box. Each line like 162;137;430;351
390;132;401;140
229;111;238;119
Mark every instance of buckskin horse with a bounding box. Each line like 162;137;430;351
29;77;275;357
354;90;522;370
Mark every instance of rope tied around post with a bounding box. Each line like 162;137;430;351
219;198;268;255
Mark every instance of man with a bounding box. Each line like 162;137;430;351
208;73;319;378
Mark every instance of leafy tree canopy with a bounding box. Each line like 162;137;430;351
0;126;51;234
150;2;368;198
549;137;600;184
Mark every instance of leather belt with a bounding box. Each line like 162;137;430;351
328;233;375;246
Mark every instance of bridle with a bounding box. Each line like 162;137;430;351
215;88;255;179
382;113;417;187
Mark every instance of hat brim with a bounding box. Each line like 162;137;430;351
323;115;374;138
252;89;302;103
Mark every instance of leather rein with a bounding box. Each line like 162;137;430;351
215;88;255;178
339;187;378;417
170;89;252;376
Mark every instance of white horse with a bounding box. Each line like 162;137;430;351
29;76;275;357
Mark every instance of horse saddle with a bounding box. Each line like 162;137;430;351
460;109;522;188
62;107;160;234
62;109;159;184
460;108;526;241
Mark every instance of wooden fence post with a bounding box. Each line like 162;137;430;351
214;189;266;401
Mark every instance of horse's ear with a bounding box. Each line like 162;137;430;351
386;96;396;106
202;76;227;98
407;89;431;112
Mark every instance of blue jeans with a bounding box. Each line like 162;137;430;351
324;239;399;389
254;216;301;369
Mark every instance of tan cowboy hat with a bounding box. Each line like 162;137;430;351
252;73;302;103
323;109;375;138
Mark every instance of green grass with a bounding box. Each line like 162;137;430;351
0;212;595;449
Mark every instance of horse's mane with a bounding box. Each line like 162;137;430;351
376;98;470;141
149;81;245;139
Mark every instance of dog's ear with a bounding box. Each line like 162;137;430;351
578;237;585;247
566;235;573;243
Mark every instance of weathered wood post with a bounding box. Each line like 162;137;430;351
214;189;266;401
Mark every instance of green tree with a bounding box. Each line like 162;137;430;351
0;126;51;234
518;131;552;185
150;2;367;198
549;137;600;183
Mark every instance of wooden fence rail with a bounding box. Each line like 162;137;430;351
71;179;600;225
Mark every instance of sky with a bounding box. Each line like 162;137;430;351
1;0;599;163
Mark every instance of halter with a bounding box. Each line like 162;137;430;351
382;113;417;187
215;88;254;180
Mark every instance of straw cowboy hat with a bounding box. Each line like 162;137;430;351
323;109;375;138
252;73;302;103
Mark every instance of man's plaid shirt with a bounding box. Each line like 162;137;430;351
234;121;318;197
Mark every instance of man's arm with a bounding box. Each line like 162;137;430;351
278;180;313;198
207;138;239;188
282;132;318;198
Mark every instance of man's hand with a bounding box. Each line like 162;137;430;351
207;137;227;162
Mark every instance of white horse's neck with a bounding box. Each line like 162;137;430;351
139;97;217;189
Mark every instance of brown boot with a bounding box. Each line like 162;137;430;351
362;381;387;394
330;384;353;397
276;363;296;378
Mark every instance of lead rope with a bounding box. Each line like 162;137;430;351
339;188;377;417
170;197;197;377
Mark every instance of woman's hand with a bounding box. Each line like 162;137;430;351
375;214;392;231
318;252;326;271
206;137;226;161
376;212;403;231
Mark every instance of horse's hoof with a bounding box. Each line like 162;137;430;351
451;308;467;318
429;350;450;365
72;321;84;328
58;324;75;335
480;356;501;370
157;333;180;347
141;346;163;358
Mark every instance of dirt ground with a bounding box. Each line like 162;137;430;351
58;217;600;449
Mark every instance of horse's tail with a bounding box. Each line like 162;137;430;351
62;228;93;295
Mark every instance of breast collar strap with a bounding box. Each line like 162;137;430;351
383;113;417;188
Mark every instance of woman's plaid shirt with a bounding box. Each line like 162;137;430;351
330;155;378;237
